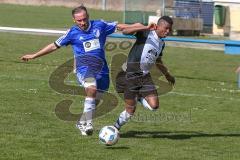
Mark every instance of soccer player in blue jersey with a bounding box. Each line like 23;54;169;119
21;5;131;136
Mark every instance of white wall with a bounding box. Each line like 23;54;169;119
213;0;240;40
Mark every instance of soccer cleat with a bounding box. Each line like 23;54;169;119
76;122;87;136
85;122;93;135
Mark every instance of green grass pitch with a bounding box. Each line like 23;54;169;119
0;4;240;160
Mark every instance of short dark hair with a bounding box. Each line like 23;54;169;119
157;16;173;25
72;5;88;17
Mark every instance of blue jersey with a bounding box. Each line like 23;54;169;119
55;20;117;78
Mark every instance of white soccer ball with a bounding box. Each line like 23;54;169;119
99;126;119;146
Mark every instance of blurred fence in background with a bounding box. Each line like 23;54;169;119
124;0;214;34
0;0;214;34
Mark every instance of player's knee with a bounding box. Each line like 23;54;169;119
150;105;159;111
126;105;136;114
140;98;159;111
86;86;97;97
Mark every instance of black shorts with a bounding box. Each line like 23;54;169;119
115;70;158;99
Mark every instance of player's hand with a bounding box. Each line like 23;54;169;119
148;23;157;30
165;73;175;86
20;54;35;62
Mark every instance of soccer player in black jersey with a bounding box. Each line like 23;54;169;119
114;16;175;130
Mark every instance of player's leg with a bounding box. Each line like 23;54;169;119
114;77;139;130
114;98;136;130
139;73;159;111
84;79;98;135
76;73;97;135
75;55;107;135
83;74;110;135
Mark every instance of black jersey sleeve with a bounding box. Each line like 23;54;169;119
159;42;165;57
135;30;149;42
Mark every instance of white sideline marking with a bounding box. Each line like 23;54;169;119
168;91;240;101
0;26;66;34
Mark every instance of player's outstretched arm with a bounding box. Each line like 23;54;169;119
122;23;157;35
156;57;175;85
116;23;143;31
21;43;59;61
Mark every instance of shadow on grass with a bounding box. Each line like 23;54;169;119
105;146;130;150
120;131;240;140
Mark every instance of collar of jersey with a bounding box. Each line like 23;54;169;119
77;20;91;32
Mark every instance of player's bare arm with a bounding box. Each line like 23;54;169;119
116;23;144;31
122;23;157;35
156;57;175;85
21;43;58;61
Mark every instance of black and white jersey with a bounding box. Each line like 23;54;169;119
126;30;165;77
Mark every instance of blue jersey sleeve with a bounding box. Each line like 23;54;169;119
101;20;117;35
55;29;71;47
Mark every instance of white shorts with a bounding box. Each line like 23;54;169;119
76;73;97;88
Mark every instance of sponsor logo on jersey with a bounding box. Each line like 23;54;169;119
85;42;91;48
